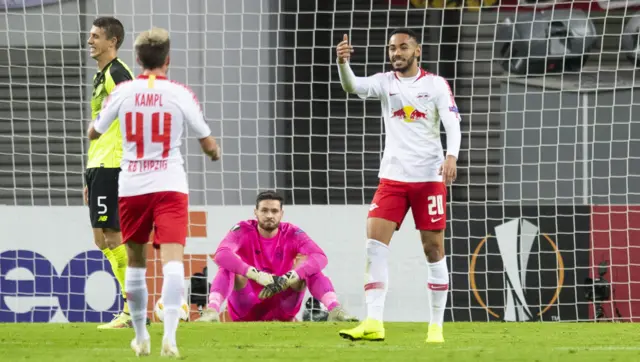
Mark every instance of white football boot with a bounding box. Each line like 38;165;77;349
160;340;180;358
130;338;151;356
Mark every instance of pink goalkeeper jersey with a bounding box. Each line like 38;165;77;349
93;74;212;197
213;220;328;281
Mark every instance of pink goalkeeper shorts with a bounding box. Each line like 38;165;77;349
226;283;305;322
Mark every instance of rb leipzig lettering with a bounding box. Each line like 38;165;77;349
0;250;122;323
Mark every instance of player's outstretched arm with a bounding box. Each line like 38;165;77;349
335;34;384;98
434;76;461;185
213;229;274;287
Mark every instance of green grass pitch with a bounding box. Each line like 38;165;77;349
2;322;639;361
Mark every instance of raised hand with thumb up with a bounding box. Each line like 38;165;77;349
336;33;353;64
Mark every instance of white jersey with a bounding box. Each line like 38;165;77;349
341;66;462;182
94;74;212;197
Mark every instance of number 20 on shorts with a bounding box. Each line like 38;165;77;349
428;195;444;216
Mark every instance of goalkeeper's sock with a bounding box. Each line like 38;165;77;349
427;256;450;326
321;292;339;311
208;293;223;313
125;267;149;343
364;239;389;322
110;245;129;313
208;269;233;312
161;261;185;348
306;272;339;311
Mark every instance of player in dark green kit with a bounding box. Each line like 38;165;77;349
84;17;134;329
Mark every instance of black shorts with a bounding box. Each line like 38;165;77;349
85;167;121;230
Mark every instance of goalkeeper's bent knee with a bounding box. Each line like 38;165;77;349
289;279;306;292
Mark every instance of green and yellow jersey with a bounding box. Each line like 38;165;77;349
87;57;134;169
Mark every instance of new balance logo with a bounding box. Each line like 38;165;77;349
98;215;108;222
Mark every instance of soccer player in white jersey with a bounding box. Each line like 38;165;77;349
88;27;221;358
335;28;461;344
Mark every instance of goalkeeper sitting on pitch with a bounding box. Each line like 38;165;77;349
197;191;357;322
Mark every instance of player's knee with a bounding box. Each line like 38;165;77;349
93;238;107;250
92;229;107;249
290;255;308;291
366;217;396;244
420;230;445;262
290;280;306;292
160;243;184;265
126;243;147;268
233;274;248;290
293;254;307;268
103;229;122;249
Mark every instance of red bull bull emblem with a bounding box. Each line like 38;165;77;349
391;109;405;118
409;109;427;121
390;106;426;123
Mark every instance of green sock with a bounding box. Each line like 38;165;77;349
101;248;118;279
110;245;130;314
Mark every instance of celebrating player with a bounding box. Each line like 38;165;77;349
84;17;135;329
196;191;357;323
88;27;221;357
335;28;461;343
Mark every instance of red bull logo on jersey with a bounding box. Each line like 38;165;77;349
390;105;428;123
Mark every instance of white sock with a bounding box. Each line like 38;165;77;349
124;267;149;343
161;261;185;347
364;239;389;322
427;256;450;326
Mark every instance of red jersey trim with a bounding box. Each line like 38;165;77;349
393;68;429;82
137;74;168;80
415;68;429;82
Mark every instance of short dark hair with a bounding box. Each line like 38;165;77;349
255;191;284;209
134;27;171;70
93;17;125;50
389;28;420;43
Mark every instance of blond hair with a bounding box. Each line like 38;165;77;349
134;27;169;47
135;27;171;69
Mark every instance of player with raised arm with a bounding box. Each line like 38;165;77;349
85;17;135;329
196;191;357;323
335;29;461;343
88;27;221;357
